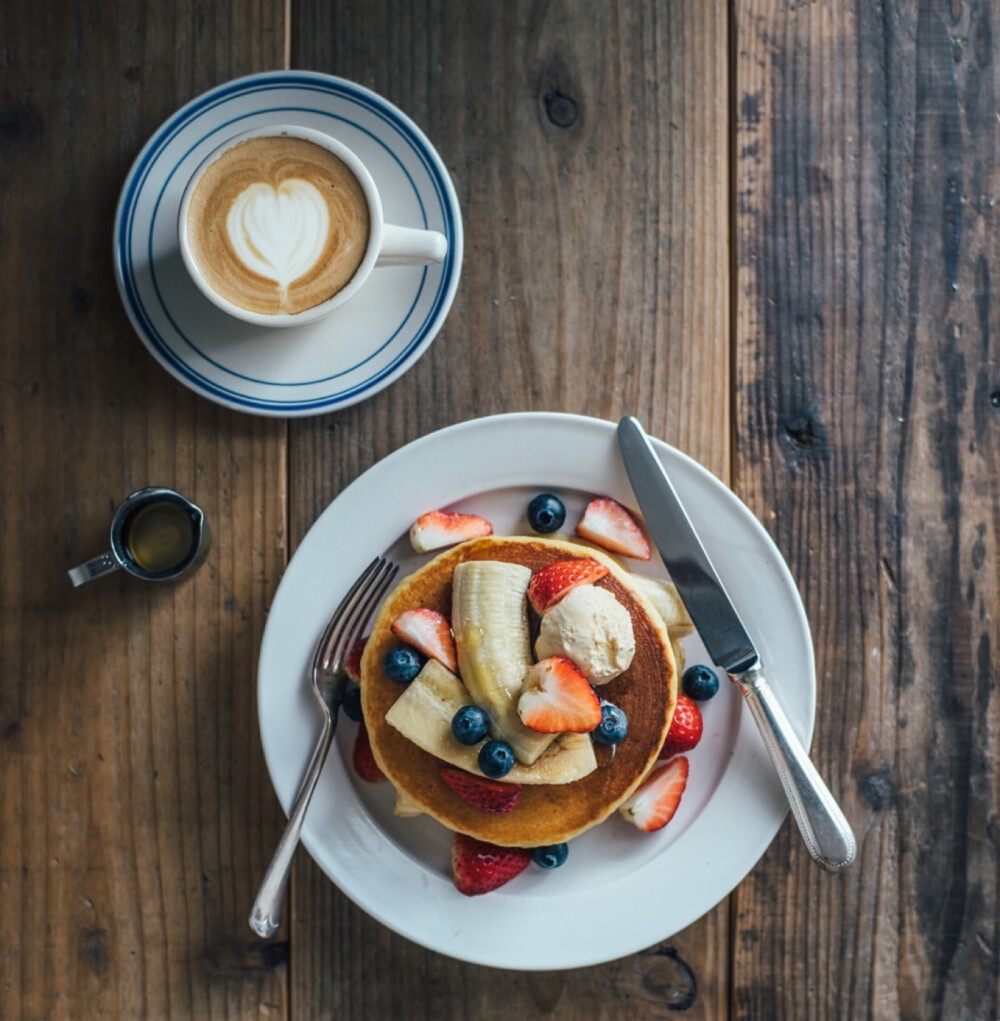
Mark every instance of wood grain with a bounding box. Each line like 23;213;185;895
289;1;729;1018
734;0;1000;1017
0;1;289;1017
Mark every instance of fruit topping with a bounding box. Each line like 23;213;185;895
526;493;566;534
478;739;516;779
658;694;703;758
452;560;556;765
591;701;629;745
451;704;491;745
352;722;385;783
619;755;689;832
410;510;493;553
575;497;651;560
345;635;367;682
527;558;610;613
391;608;458;672
517;657;602;734
682;663;720;701
452;834;531;896
383;644;427;684
341;685;364;722
531;843;569;869
440;766;522;814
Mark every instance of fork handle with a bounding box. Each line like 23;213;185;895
250;716;335;937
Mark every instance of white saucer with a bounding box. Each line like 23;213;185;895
257;414;816;969
113;72;463;417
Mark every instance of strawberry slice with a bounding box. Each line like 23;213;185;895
440;767;523;815
352;722;385;783
391;608;458;672
517;657;602;733
345;635;367;683
619;756;689;831
451;833;531;896
658;694;703;758
409;510;493;553
527;559;610;613
575;497;651;560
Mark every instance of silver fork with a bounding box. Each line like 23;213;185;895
249;555;398;938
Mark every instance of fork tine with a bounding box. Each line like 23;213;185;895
313;556;383;661
328;559;398;673
316;557;398;676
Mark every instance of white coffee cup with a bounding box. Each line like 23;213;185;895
177;124;448;327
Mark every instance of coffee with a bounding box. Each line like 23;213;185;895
184;135;370;316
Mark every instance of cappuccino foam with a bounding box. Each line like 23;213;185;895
185;136;370;316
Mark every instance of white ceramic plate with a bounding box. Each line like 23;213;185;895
114;71;463;416
257;413;815;969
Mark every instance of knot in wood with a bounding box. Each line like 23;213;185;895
544;89;578;128
783;414;824;451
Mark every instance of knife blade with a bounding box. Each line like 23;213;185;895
616;416;856;872
617;417;759;676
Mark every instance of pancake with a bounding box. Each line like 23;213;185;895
360;536;678;847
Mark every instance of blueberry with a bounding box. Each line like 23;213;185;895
682;664;720;701
527;493;566;534
592;702;628;745
478;739;515;779
531;843;569;869
383;645;425;683
341;685;364;722
451;705;491;745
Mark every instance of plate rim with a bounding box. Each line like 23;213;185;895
112;70;464;417
256;411;817;968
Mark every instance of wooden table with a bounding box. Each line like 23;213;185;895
3;1;997;1017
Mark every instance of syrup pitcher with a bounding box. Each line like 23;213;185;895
68;488;210;587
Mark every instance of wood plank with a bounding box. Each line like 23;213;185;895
734;0;1000;1017
289;1;729;1017
0;2;289;1017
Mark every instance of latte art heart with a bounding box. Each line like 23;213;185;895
227;180;330;290
184;135;370;316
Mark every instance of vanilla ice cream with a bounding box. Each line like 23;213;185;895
535;584;635;684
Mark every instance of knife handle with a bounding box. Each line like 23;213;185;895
734;665;857;872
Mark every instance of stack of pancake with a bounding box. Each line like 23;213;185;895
361;535;678;847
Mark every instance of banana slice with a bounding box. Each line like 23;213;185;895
629;574;695;639
384;659;596;784
451;560;557;765
393;789;424;817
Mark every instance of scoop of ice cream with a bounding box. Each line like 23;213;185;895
535;584;635;685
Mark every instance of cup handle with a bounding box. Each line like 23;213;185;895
376;224;448;267
68;551;122;588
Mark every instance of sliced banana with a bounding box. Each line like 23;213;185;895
629;573;695;639
393;789;424;817
451;560;557;765
384;659;596;784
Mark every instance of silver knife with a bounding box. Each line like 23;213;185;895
617;416;856;872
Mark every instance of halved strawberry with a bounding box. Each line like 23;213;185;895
440;767;522;815
345;635;367;683
575;497;651;560
452;833;531;896
352;722;385;783
409;510;493;553
619;756;689;831
527;559;610;613
391;608;458;672
517;657;602;733
658;694;703;758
